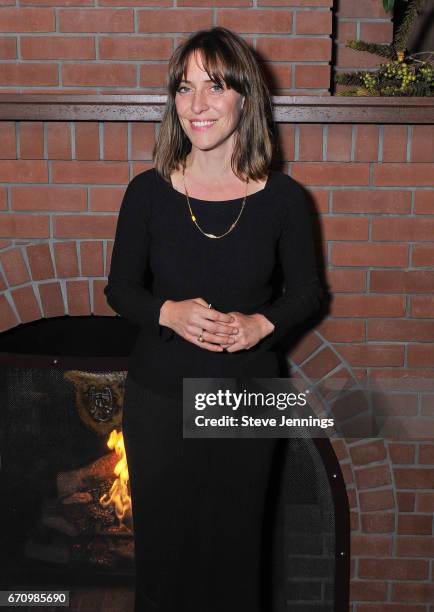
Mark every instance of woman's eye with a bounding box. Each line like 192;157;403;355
176;84;223;93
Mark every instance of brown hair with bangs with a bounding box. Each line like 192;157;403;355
152;26;275;183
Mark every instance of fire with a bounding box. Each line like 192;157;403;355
99;429;132;530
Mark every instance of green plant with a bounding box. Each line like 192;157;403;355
336;0;434;96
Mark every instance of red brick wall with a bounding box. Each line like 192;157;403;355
0;3;334;95
1;113;433;608
0;1;401;95
1;118;433;610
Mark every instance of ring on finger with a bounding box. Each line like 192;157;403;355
197;330;205;343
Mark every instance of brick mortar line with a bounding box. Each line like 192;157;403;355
1;34;334;42
3;33;186;37
0;259;9;293
95;29;99;60
88;277;94;313
17;242;33;284
58;276;68;314
70;120;75;159
407;125;413;164
102;238;107;277
42;121;48;160
132;5;138;35
127;121;132;166
0;56;333;64
50;6;333;11
351;456;434;470
4;210;434;218
338;17;392;22
15;121;20;159
0;87;330;92
323;124;328;161
2;287;21;322
350;124;356;162
0;268;109;291
98;122;104;160
76;239;82;277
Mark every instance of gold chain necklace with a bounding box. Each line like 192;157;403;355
182;165;249;239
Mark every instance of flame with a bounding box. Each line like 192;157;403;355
99;429;132;529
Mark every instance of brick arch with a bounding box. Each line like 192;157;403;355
288;329;398;599
0;240;113;330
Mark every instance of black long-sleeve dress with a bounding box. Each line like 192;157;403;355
104;167;323;612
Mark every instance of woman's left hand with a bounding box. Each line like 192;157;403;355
218;312;274;352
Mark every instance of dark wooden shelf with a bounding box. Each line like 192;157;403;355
0;94;433;123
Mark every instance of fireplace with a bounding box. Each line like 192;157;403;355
0;316;350;610
0;316;137;590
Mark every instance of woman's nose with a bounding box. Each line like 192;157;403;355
191;90;208;113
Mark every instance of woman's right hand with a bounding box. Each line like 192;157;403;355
159;298;239;352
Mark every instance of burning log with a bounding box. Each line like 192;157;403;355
42;480;119;537
42;514;78;538
25;405;133;569
61;492;92;505
57;453;117;497
42;498;91;537
107;537;134;560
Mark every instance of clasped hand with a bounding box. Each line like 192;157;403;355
159;297;274;352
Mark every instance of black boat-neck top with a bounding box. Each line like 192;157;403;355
104;167;323;398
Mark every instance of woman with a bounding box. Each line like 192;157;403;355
104;26;323;612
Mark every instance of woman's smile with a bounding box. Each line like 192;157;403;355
190;119;218;131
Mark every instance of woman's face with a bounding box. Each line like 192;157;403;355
174;50;245;152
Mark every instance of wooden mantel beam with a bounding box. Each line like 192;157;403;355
0;94;433;123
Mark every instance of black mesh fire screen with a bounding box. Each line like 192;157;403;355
0;364;134;587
